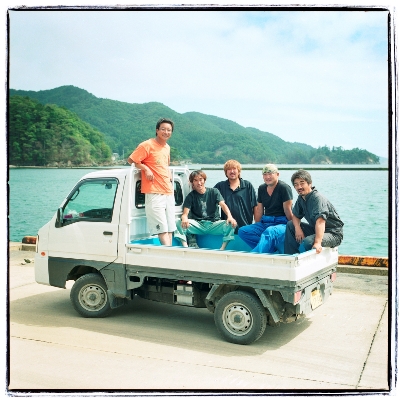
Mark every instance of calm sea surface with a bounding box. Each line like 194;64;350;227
8;165;389;257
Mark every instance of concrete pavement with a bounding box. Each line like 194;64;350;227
7;248;391;393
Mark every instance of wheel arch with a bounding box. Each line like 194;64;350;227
206;284;261;312
49;257;108;289
67;265;100;282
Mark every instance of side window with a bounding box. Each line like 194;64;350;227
62;178;118;225
135;179;184;208
135;181;146;209
174;181;183;206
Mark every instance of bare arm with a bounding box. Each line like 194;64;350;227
283;199;293;221
313;217;326;254
133;162;154;181
254;203;263;222
219;201;237;228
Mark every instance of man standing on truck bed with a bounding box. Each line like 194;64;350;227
238;164;293;253
284;169;344;254
174;170;237;250
127;118;176;246
214;159;257;234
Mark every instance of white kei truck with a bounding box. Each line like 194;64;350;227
35;166;338;345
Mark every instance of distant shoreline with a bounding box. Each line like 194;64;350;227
8;165;128;169
8;164;388;171
203;166;388;171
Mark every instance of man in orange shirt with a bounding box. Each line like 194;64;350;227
128;118;176;246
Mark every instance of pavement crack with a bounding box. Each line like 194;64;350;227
11;334;353;389
356;299;388;389
9;282;38;290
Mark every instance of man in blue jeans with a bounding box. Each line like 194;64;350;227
238;164;293;253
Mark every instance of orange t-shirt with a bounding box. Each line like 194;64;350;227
128;138;172;195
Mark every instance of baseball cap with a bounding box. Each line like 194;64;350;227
262;164;278;174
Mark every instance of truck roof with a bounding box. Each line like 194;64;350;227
79;167;131;181
79;165;190;182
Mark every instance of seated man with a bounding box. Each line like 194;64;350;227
238;164;293;254
214;159;257;234
174;170;237;250
284;169;344;254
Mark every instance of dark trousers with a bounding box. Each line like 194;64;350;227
284;220;343;254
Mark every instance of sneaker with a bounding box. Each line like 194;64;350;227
187;233;198;248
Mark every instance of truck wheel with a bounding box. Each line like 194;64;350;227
70;273;112;318
214;290;267;345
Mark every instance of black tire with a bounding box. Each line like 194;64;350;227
214;290;267;345
70;273;112;318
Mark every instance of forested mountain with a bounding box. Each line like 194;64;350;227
9;95;112;166
9;86;380;165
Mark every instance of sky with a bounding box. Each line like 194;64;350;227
7;5;391;158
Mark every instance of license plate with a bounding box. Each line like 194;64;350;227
310;289;323;310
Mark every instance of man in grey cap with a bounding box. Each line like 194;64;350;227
238;164;293;253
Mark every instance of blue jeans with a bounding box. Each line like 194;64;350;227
238;215;288;254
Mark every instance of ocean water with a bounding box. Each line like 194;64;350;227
8;166;390;257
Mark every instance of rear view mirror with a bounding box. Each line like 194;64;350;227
55;207;63;228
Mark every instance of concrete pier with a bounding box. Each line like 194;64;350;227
6;243;391;393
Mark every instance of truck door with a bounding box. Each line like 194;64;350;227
48;177;120;266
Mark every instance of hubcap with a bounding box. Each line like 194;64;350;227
78;283;107;312
222;302;253;336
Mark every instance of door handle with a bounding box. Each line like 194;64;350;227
103;231;113;236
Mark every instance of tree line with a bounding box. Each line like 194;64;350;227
9;95;112;166
9;86;380;166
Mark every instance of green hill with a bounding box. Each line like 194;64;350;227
9;86;380;165
8;95;112;167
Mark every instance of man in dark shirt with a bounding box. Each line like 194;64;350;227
174;170;237;250
284;169;344;254
214;160;257;234
238;164;293;253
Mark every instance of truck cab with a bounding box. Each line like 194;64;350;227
35;166;190;288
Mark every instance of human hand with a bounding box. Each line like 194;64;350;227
181;217;190;230
313;242;323;254
144;167;154;181
227;217;237;228
295;228;305;243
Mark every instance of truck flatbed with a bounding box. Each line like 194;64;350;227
126;239;338;287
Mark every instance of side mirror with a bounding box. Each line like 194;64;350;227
55;207;63;228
